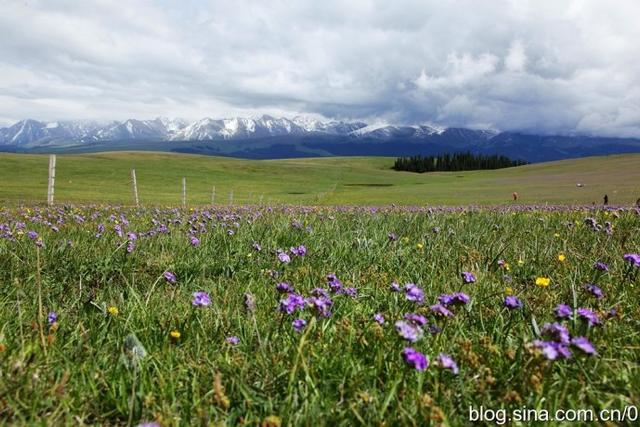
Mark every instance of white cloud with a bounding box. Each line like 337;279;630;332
505;40;527;72
0;0;638;137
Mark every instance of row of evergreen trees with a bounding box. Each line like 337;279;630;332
392;152;528;173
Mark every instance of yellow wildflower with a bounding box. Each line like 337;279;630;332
505;287;513;295
416;243;424;250
535;277;551;287
558;253;566;262
107;306;119;316
170;330;181;339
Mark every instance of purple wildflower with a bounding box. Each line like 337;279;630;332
277;251;291;263
163;271;177;284
226;336;240;345
292;318;307;332
192;291;211;307
437;353;459;374
190;236;200;247
430;304;454;317
306;296;333;317
594;261;609;272
127;232;137;241
290;245;307;256
461;271;476;284
403;313;428;326
555;303;572;319
395;320;424;342
252;242;262;252
404;283;424;304
311;287;330;298
438;294;454;305
401;347;429;370
373;313;385;325
390;282;401;292
533;340;572;360
571;336;596;355
541;322;571;344
47;311;58;325
276;282;294;293
126;241;135;254
577;308;600;326
504;295;523;309
582;283;604;299
623;253;640;267
340;287;357;297
387;232;398;241
279;293;306;314
27;230;38;240
450;292;470;305
326;273;343;292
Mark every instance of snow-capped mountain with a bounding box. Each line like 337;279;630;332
1;116;639;163
349;124;445;139
0;115;374;145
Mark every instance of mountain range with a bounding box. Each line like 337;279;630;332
1;116;640;163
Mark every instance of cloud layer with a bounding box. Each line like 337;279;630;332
1;0;639;136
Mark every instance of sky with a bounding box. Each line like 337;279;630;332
1;0;639;137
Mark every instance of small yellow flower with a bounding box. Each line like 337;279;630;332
535;277;551;287
558;253;566;262
170;330;181;339
416;243;424;250
517;259;524;266
505;287;513;295
107;306;119;316
554;233;560;238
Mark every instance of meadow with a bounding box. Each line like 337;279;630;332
0;203;639;425
1;152;640;206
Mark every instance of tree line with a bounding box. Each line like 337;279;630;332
392;152;528;173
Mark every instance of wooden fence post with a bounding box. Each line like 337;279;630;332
182;177;186;208
131;169;139;207
47;154;56;206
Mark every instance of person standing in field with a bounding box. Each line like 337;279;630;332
512;192;518;201
603;194;608;205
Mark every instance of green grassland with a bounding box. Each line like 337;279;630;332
0;205;639;425
1;152;639;206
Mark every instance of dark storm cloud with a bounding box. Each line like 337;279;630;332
1;0;639;136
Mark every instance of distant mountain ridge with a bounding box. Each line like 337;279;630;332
1;116;640;163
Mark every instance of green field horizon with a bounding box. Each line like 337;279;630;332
1;151;639;206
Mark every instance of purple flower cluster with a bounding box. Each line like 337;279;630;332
461;271;476;284
401;347;429;370
192;291;211;307
504;295;523;309
279;293;306;314
163;271;177;284
438;292;470;306
623;253;640;267
582;283;604;299
395;320;424;342
404;283;424;304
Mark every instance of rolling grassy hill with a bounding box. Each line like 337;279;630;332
0;152;639;206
